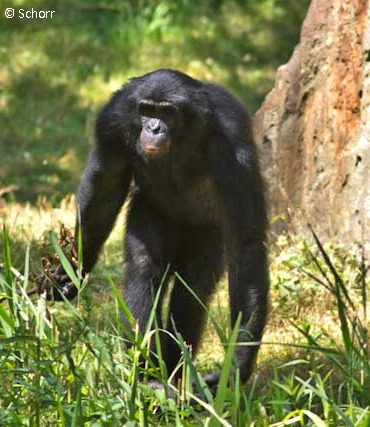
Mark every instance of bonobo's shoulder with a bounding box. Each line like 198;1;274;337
202;83;251;141
203;82;247;116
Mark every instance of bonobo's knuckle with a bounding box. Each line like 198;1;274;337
60;274;70;283
36;266;78;301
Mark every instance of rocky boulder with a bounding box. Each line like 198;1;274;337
254;0;370;248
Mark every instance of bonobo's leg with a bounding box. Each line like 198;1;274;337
228;240;269;381
164;225;224;375
123;191;172;349
211;136;269;390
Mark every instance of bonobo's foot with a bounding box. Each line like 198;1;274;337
37;265;78;301
202;370;221;397
147;379;177;400
146;372;221;403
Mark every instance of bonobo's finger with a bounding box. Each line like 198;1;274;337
45;281;78;301
36;274;52;296
54;274;70;285
58;281;78;300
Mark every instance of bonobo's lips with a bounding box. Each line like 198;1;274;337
141;142;170;158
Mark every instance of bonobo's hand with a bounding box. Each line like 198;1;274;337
37;264;78;301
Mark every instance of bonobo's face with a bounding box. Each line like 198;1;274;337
138;100;178;159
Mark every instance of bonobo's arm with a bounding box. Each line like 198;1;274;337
39;102;132;300
209;136;269;387
76;145;132;273
77;96;133;273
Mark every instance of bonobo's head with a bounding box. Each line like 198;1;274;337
131;69;211;159
138;99;179;159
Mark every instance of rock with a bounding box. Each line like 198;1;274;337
254;0;370;249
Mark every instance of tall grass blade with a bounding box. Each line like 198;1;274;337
50;231;79;287
2;227;14;310
0;302;14;336
210;313;241;427
173;324;211;402
175;272;227;344
108;276;135;341
309;226;354;310
76;206;83;276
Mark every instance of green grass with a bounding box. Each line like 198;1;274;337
0;209;369;426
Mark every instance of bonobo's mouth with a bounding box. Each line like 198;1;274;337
141;142;170;158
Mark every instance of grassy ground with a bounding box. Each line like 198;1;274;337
0;200;369;426
1;0;369;425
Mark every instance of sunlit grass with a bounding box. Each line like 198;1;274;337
1;200;368;425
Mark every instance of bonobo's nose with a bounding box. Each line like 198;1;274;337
148;118;162;134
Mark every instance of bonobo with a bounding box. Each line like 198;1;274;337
41;69;269;393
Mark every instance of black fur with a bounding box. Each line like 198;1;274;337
51;69;269;393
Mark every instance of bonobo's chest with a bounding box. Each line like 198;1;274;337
132;158;220;225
